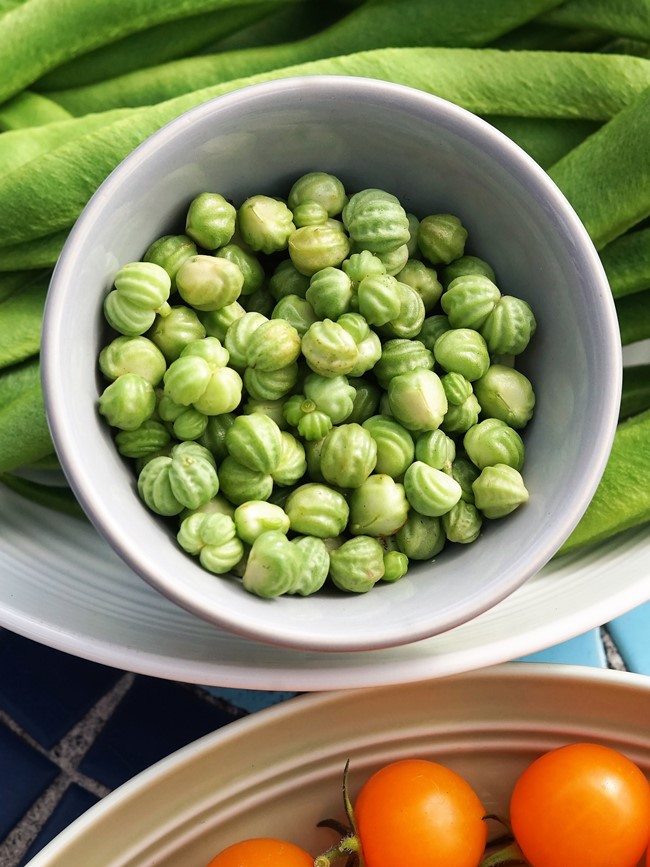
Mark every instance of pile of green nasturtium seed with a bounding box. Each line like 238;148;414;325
96;172;536;598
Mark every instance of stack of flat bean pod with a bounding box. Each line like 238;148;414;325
0;0;648;554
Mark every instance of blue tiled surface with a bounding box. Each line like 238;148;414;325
0;724;59;840
79;675;241;790
607;600;650;675
517;628;608;667
0;614;647;866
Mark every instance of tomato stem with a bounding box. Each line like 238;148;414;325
479;840;528;866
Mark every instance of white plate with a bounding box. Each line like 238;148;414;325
1;475;649;690
26;664;650;866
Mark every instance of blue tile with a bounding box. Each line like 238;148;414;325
200;687;298;713
19;785;99;866
0;630;122;749
79;677;236;789
607;601;650;674
0;721;59;839
516;628;607;667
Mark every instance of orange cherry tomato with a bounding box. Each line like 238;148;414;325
353;758;487;867
206;837;313;866
510;742;650;867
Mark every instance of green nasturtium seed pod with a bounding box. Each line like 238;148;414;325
373;338;433;389
348;474;409;536
200;301;246;343
403;460;462;517
272;431;307;487
303;372;356;424
301;319;359;377
396;259;443;312
319;423;378;488
137;442;218;516
441;371;473;406
405;213;420;258
395;511;446;560
362;415;415;478
376;243;409;276
480;295;537;356
288;172;347;216
441;274;501;330
442;254;496;288
269;259;310;300
417;314;451;353
343;189;411;254
242;397;288;431
288;224;351;276
175;254;244;312
329;535;385;593
414;429;456;472
272;294;318;337
158;394;208;441
285;483;349;537
244;362;299;402
357;274;402;326
387;368;448;433
224;311;267;369
225;413;283;474
417;213;468;265
450;457;481;503
292;200;329;228
143;234;197;287
198;412;235;461
473;364;536;430
181;493;234;521
214;243;265;296
240;286;275;317
163;336;242;415
283;395;332;441
115;419;171;459
98;373;156;430
442;500;483;544
104;261;172;336
382;550;409;582
472;464;529;519
237;195;296;254
464;418;525;471
242;531;304;598
147;305;206;362
342;249;386;288
441;393;481;434
434;327;490;381
234;501;291;545
218;456;273;506
99;335;167;386
246;318;301;371
177;512;243;574
378;282;425;339
346;378;381;424
185;192;236;250
289;536;330;595
306;267;354;319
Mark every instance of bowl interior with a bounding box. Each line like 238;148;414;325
42;76;621;652
27;665;650;866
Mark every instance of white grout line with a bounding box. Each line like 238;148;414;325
0;672;135;867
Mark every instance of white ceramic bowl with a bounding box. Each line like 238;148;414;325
25;664;650;866
42;76;621;653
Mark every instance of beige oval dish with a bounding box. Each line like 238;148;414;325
26;664;650;866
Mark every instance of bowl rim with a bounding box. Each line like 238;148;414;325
25;663;650;866
41;75;622;652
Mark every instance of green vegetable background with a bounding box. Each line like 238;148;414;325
0;0;649;555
